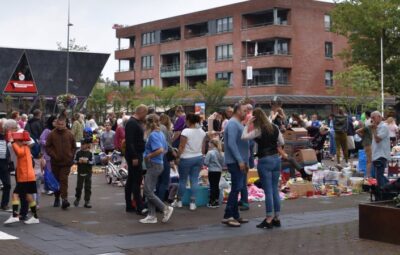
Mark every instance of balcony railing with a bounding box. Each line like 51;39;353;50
160;64;180;78
185;60;207;76
246;50;290;58
116;68;134;72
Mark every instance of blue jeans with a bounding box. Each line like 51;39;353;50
257;155;281;217
373;157;388;188
224;163;245;219
156;154;170;201
239;174;249;205
329;132;336;156
177;156;203;201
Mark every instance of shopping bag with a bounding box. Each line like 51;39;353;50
347;135;355;150
44;169;60;192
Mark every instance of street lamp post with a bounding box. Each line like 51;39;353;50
380;36;384;117
66;0;73;94
245;39;248;98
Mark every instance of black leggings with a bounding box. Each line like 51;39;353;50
208;172;221;203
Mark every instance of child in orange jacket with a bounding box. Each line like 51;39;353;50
4;134;39;225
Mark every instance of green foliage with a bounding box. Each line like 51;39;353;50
194;80;229;114
141;85;186;111
333;64;380;114
331;0;400;98
3;95;13;117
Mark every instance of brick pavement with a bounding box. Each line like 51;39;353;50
0;171;398;254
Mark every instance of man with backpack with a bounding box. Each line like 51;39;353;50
333;108;349;166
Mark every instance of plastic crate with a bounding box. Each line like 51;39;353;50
182;186;209;207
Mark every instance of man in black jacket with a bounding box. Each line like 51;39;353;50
124;104;148;214
25;109;43;139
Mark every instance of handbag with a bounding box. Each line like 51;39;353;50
347;135;355;150
44;168;60;192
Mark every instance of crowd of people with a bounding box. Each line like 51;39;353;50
0;101;395;228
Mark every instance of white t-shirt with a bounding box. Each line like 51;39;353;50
180;127;206;159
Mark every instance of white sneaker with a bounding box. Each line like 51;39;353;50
46;191;54;195
162;206;174;223
139;215;157;224
4;215;19;225
171;200;182;208
189;202;197;211
24;217;40;225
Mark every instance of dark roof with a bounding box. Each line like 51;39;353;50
0;47;109;97
223;95;396;106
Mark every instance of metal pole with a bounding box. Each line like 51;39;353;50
66;0;71;94
380;36;384;117
245;40;248;98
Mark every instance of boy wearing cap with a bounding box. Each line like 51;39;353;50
74;139;94;208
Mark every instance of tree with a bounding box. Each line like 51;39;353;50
331;0;400;99
57;38;89;51
141;85;187;111
332;64;380;114
194;80;229;114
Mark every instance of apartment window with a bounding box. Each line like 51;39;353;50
216;72;233;87
325;70;333;86
142;31;156;46
325;42;333;58
216;17;233;33
324;14;331;31
141;78;154;87
141;55;154;69
277;68;289;84
216;44;233;60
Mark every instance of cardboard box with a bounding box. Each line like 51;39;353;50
288;181;314;196
283;127;308;141
294;149;318;166
284;140;310;155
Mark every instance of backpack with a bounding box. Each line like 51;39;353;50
30;138;41;159
333;115;348;132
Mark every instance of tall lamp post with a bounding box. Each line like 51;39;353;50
380;36;384;117
66;0;73;94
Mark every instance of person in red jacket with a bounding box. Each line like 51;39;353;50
4;133;39;225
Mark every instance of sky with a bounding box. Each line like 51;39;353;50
0;0;332;81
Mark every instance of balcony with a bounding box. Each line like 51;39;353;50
185;22;208;39
160;64;180;78
114;69;135;81
242;8;289;29
185;61;207;76
115;47;135;59
242;68;290;87
161;27;181;43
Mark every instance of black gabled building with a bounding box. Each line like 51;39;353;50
0;47;109;113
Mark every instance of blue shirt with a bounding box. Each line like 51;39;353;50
144;130;167;164
223;118;249;165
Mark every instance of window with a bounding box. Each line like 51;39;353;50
216;44;233;60
325;42;333;58
277;68;289;84
216;17;233;33
141;55;154;69
141;78;154;87
216;72;233;87
325;70;333;86
324;14;331;31
276;39;289;55
142;31;156;46
251;68;289;86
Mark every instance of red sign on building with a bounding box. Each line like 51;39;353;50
4;80;38;94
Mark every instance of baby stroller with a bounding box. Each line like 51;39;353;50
100;151;128;187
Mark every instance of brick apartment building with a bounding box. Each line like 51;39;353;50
114;0;349;113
